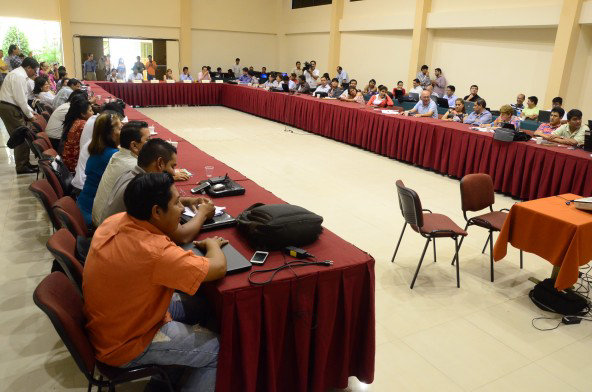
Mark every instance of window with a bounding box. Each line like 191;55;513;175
292;0;331;9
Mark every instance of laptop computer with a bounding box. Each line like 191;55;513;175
180;210;237;231
181;242;252;274
538;110;551;123
436;97;449;108
408;92;420;102
394;89;404;99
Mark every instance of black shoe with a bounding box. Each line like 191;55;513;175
16;166;36;174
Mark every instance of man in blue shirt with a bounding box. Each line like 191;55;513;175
83;53;97;81
238;67;251;83
464;98;492;125
408;90;438;118
442;85;457;108
180;67;193;81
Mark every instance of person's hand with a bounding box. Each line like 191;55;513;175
89;96;97;104
197;199;215;219
194;236;228;251
414;114;422;118
173;169;190;181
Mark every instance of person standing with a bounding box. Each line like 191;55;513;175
304;60;320;89
83;53;97;81
231;58;241;79
432;68;447;97
116;58;126;80
133;56;146;74
336;66;349;88
292;61;303;77
416;65;430;89
0;50;8;85
6;45;23;71
96;56;106;81
0;57;39;174
104;55;111;80
145;55;157;81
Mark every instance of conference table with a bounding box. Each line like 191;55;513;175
94;81;592;201
88;83;375;392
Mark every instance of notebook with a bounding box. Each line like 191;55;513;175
181;243;252;274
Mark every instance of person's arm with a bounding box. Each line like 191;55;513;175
195;237;228;281
13;75;35;119
442;110;452;121
366;95;374;106
386;95;394;106
169;200;215;244
416;110;434;118
481;112;493;125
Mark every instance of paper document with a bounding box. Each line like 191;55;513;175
382;110;399;114
183;206;226;218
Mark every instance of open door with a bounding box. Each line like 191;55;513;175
79;37;104;80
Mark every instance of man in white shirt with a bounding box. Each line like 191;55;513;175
45;89;88;148
128;69;143;81
304;60;320;89
52;78;81;108
92;121;150;226
231;58;241;79
410;78;423;95
0;57;39;174
291;61;303;77
336;66;349;87
442;85;457;108
312;76;331;97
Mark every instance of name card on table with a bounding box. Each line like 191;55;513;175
215;80;223;84
183;79;192;83
201;80;211;84
150;79;160;84
116;80;125;83
166;79;175;83
132;79;142;84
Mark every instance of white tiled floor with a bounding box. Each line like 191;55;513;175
1;106;591;391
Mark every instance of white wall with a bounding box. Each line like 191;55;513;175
566;25;592;113
426;28;556;109
282;33;330;75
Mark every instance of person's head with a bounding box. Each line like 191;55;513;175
552;96;563;108
516;94;525;105
454;98;466;113
426;85;434;93
120;121;150;156
550;107;565;126
275;73;282;82
290;73;297;81
368;79;376;88
262;66;267;73
331;78;339;88
421;65;428;74
296;61;301;69
348;86;358;97
21;57;39;78
63;98;93;140
446;85;456;96
435;67;442;77
124;172;181;233
349;79;358;89
527;96;538;108
40;61;49;72
67;89;88;103
566;109;583;130
413;78;420;88
298;74;306;84
33;76;49;94
101;101;126;118
216;67;222;73
249;66;254;71
67;78;81;90
310;60;316;70
136;56;141;61
474;98;487;113
420;90;431;105
182;66;189;74
378;85;388;98
242;67;248;75
235;58;240;64
8;44;19;56
337;66;342;73
88;112;123;155
499;104;514;122
148;55;152;61
137;138;178;175
118;58;124;64
397;81;403;89
110;68;117;76
320;76;328;86
87;53;93;60
470;85;479;94
201;66;208;73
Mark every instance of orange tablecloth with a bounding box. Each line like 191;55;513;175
493;194;592;290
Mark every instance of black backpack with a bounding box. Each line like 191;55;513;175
237;203;323;250
529;278;589;315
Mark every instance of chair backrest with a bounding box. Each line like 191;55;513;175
395;180;424;228
29;179;60;230
47;229;84;293
36;131;52;147
40;111;51;121
39;160;64;198
53;197;88;238
460;173;495;213
31;114;47;132
33;272;96;381
42;148;58;159
33;139;52;157
26;129;45;160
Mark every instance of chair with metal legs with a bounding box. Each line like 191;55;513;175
391;180;467;289
451;173;523;282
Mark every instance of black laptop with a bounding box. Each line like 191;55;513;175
180;210;237;231
394;89;404;99
538;110;551;123
181;243;252;274
436;97;449;108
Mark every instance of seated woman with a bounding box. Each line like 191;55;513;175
367;85;394;107
163;68;175;81
248;70;259;85
492;104;521;129
442;98;467;123
363;79;378;95
62;98;94;171
263;72;276;88
33;76;55;109
76;112;123;225
106;68;118;82
288;73;299;91
339;86;365;105
392;80;406;98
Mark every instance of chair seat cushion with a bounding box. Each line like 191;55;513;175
469;210;507;231
417;213;468;237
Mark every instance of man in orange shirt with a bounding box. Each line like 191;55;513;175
83;172;227;391
145;55;157;81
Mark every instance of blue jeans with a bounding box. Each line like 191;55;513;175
122;293;219;391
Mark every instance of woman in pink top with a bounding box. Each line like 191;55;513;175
367;86;394;108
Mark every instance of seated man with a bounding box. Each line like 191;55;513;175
511;94;525;112
238;67;251;83
548;96;568;122
540;109;589;146
442;85;457;108
97;139;214;244
367;85;394;107
463;98;492;125
328;78;342;98
127;69;143;82
52;78;81;108
83;172;226;391
407;90;437;118
197;66;211;82
463;84;481;102
312;76;331;97
180;67;193;81
92;121;151;227
296;75;311;94
521;96;539;121
534;107;564;135
409;78;423;95
288;73;299;91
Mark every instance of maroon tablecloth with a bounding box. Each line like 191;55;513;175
89;83;376;392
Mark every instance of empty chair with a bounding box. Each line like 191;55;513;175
452;173;522;282
33;272;174;392
33;139;56;159
53;196;89;238
46;229;84;293
29;179;60;231
39;160;64;198
391;180;467;289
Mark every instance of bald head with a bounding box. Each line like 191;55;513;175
421;90;431;104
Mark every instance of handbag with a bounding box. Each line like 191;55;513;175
237;203;323;250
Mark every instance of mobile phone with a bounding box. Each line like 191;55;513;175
250;251;268;265
190;182;210;194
